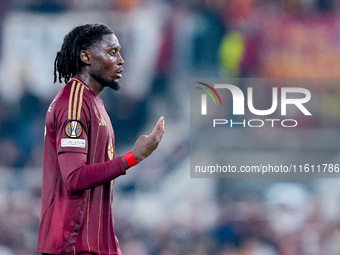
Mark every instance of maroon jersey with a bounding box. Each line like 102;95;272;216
38;77;127;254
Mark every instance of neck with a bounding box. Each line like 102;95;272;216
76;73;103;96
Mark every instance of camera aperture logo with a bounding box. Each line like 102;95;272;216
196;82;312;128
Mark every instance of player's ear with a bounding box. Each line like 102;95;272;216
80;50;92;65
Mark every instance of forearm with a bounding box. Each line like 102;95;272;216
59;153;127;192
58;116;164;192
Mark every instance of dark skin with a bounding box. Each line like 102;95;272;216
58;33;164;170
78;34;124;95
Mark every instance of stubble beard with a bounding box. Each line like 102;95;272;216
107;79;120;91
93;74;120;91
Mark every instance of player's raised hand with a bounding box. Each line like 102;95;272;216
131;116;165;163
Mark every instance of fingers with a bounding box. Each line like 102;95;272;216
131;117;165;163
150;116;165;138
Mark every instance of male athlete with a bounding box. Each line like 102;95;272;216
37;24;165;255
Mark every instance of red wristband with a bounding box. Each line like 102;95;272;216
123;151;137;168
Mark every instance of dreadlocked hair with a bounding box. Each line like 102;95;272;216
54;23;114;83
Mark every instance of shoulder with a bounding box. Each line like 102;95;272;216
50;79;95;134
54;78;93;118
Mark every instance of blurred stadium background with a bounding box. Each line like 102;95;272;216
1;0;340;254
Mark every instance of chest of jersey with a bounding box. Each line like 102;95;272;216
88;97;115;163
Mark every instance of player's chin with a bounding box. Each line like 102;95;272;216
108;79;120;91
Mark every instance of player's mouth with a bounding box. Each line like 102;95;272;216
116;68;123;78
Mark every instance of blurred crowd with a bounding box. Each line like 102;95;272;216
1;0;340;254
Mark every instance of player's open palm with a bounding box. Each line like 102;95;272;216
132;116;165;163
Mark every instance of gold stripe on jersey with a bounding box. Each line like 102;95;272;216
73;77;90;90
77;85;85;121
68;81;76;120
86;190;91;252
72;83;81;120
97;187;103;254
68;80;87;120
